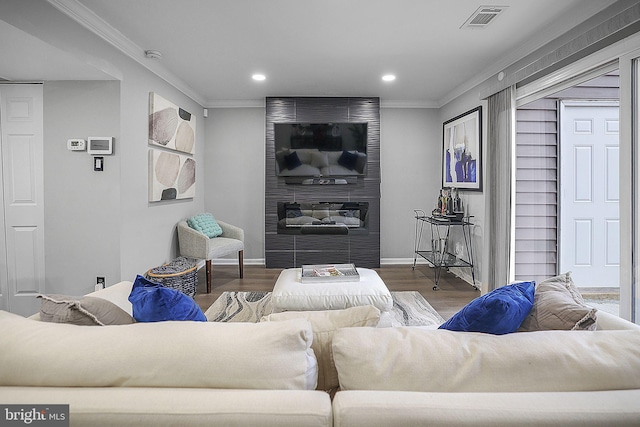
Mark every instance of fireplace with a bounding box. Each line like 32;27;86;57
277;202;369;235
265;97;380;269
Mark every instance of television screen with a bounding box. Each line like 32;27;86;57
274;122;368;177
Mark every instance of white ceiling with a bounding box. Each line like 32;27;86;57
0;19;114;82
3;0;621;107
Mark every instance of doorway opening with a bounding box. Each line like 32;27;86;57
515;70;620;316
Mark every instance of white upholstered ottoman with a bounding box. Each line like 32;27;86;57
271;268;393;314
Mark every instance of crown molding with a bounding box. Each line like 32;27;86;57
205;99;266;108
206;99;442;109
46;0;205;106
380;100;439;109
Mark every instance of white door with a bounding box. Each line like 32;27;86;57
559;101;619;288
0;84;45;315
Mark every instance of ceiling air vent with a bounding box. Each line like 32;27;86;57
461;6;507;29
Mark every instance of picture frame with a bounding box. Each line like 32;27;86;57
148;148;196;202
442;106;482;192
149;92;196;155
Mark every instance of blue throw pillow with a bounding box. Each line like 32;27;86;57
439;281;535;335
128;275;206;322
187;213;223;238
338;150;359;170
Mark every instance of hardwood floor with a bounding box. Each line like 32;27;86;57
193;264;480;320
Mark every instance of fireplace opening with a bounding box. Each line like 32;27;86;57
277;202;369;235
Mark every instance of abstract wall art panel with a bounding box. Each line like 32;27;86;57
149;92;196;154
442;106;482;192
149;148;196;201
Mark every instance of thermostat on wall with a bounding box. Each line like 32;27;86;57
87;137;114;155
67;138;86;151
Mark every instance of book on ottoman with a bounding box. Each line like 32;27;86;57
301;264;360;283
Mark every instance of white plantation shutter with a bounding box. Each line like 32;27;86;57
514;99;558;284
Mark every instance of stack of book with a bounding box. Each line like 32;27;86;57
301;263;360;283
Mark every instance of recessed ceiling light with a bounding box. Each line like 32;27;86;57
252;74;266;81
382;74;396;82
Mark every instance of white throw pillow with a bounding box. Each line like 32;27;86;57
261;305;380;392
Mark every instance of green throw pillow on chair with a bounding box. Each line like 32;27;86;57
187;213;223;238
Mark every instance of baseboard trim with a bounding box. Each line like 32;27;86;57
381;257;428;265
205;258;265;267
209;258;422;266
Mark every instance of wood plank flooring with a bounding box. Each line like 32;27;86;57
193;264;480;320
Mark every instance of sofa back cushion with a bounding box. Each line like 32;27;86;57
84;281;134;316
261;305;380;392
332;326;640;392
0;311;317;390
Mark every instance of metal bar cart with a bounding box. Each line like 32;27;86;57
412;209;478;291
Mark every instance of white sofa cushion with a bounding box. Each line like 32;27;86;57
0;311;317;390
261;305;380;392
332;390;640;427
332;326;640;392
0;387;332;427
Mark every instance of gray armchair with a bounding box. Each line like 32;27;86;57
177;219;244;293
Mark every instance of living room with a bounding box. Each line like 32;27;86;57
3;1;640;425
3;0;639;320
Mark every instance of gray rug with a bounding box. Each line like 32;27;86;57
205;291;445;326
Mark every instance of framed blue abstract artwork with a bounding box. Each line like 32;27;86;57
442;106;482;192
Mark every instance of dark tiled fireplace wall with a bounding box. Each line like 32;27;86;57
265;97;380;268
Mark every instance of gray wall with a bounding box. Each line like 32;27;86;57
44;81;121;295
439;94;488;291
204;107;265;262
379;108;440;262
116;62;206;281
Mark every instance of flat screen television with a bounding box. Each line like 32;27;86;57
274;122;368;177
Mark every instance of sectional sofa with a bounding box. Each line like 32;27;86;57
1;280;639;426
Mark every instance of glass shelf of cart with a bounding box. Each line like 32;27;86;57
416;251;472;268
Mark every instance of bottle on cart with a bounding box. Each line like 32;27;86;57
447;188;454;215
454;189;463;212
440;190;449;215
436;189;443;213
